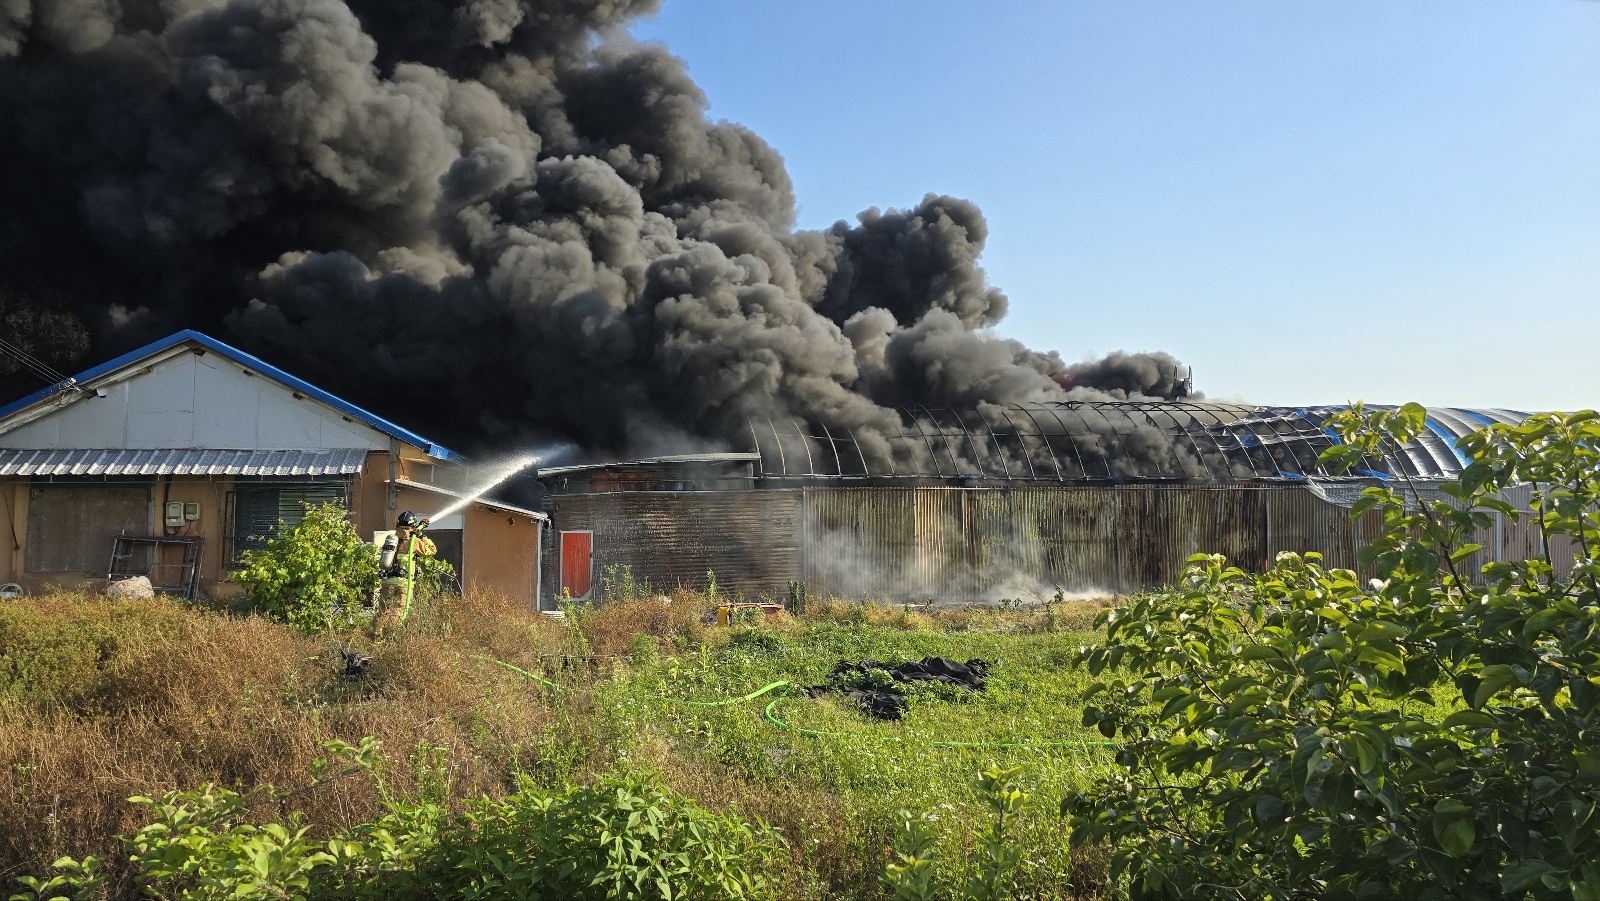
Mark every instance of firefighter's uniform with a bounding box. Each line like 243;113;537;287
373;522;436;638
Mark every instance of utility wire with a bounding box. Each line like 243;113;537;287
0;335;63;378
0;347;63;386
0;340;60;382
0;336;70;386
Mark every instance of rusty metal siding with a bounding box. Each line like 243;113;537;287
967;488;1020;597
915;490;965;599
547;490;802;600
1321;503;1360;571
809;485;1327;600
1504;487;1548;579
1267;489;1320;564
1216;489;1269;573
806;487;1001;600
1490;484;1572;579
802;487;915;599
805;485;1288;600
1119;487;1274;588
1462;518;1497;579
546;482;1574;604
807;487;1129;599
1160;489;1222;585
1119;488;1174;590
1011;488;1118;594
1262;487;1359;570
1498;485;1542;565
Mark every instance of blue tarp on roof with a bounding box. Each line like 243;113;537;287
0;330;462;462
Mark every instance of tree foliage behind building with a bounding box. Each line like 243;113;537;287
0;288;89;402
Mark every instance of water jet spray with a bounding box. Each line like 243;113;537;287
427;453;543;523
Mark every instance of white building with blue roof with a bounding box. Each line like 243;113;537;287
0;331;544;604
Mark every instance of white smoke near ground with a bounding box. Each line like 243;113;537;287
0;0;1197;462
802;519;1118;607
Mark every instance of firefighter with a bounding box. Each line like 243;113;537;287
372;511;436;638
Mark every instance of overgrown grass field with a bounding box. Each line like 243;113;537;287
0;586;1115;899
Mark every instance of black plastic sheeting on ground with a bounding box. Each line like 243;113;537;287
807;657;989;720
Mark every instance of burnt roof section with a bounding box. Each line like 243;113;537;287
539;454;760;495
539;403;1531;492
745;402;1530;483
537;453;761;478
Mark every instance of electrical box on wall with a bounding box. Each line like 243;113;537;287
164;502;184;527
184;503;200;521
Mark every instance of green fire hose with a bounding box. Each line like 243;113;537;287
477;655;561;688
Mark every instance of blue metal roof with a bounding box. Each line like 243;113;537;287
0;330;463;462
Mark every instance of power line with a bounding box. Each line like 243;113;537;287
0;337;65;383
0;336;72;387
0;342;62;384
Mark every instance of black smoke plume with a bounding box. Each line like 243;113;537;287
0;0;1196;458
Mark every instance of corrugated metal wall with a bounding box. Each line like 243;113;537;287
1267;489;1361;572
547;490;802;599
546;484;1557;603
801;486;1291;598
1493;483;1576;580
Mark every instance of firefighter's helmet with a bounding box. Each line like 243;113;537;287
396;511;421;530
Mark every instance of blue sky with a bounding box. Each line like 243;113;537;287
629;1;1599;411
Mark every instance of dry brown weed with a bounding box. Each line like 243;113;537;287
0;590;558;893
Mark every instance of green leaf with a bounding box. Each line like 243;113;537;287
1433;800;1475;858
1442;709;1496;730
1350;494;1382;518
1500;860;1556;894
1473;664;1519;709
1574;862;1600;901
1254;795;1287;826
1359;621;1409;641
1522;608;1566;641
1396;403;1428;434
1356;643;1405;673
1478;497;1518;517
1353;737;1378;775
1459;462;1495;496
1554;800;1594;850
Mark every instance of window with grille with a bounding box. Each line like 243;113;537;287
26;484;152;574
228;484;350;564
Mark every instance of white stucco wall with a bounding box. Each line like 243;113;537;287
1;349;392;451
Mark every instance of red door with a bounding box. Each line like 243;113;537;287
560;531;593;600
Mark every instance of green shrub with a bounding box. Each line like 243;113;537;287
411;551;457;599
12;738;787;901
230;503;379;635
389;769;787;900
1062;405;1600;899
0;595;191;713
10;778;350;901
0;609;116;712
883;764;1029;901
726;626;786;655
